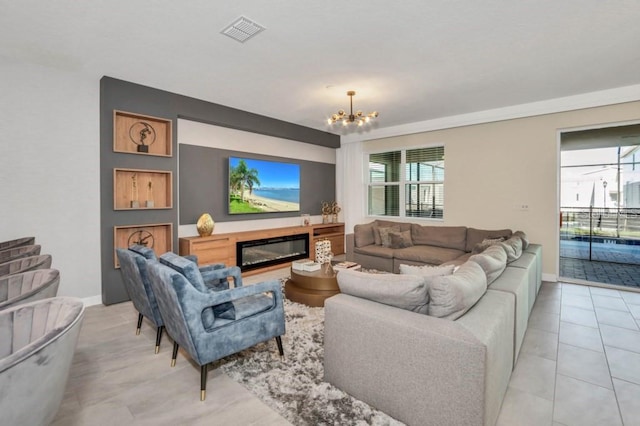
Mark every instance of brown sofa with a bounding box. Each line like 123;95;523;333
346;219;514;273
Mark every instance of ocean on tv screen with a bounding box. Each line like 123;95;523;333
253;188;300;204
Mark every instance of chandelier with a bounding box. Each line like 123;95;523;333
327;90;378;127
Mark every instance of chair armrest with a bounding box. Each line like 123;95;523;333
183;254;198;264
198;263;225;272
200;266;243;289
186;280;282;314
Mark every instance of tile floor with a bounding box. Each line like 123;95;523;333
53;270;640;425
496;282;640;426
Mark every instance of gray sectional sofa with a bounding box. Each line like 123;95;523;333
325;220;542;426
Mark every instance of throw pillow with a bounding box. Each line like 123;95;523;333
337;269;429;314
399;263;455;277
399;264;455;295
472;237;505;254
468;244;507;285
513;230;530;250
500;236;523;262
428;261;487;320
389;230;413;249
379;226;401;248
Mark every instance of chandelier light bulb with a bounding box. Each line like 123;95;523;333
327;90;379;127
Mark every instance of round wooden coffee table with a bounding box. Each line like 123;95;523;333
284;266;339;307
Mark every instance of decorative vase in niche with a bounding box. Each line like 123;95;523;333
322;214;329;224
332;213;338;223
196;213;214;237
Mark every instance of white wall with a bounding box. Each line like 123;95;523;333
0;61;101;299
338;101;640;281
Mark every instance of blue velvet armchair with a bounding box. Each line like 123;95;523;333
116;246;239;353
146;252;285;400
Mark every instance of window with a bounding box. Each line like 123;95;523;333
368;146;445;218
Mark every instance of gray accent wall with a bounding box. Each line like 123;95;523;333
179;145;335;224
100;77;339;305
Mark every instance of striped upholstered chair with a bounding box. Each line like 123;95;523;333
0;245;41;264
0;237;35;252
0;297;84;425
0;269;60;311
0;255;52;278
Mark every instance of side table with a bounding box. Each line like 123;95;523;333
284;266;339;307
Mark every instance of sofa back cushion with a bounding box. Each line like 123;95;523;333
468;244;507;285
353;222;376;247
428;261;487;320
411;224;467;251
337;269;429;314
465;228;513;253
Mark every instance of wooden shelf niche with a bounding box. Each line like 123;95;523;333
113;168;172;210
113;110;172;157
113;223;173;268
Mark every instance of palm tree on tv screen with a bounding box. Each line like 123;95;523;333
230;159;260;202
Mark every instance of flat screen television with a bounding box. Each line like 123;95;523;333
229;156;300;214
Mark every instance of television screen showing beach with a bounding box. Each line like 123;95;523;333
229;157;300;214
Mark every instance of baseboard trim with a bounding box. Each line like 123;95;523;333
542;273;557;283
82;294;103;307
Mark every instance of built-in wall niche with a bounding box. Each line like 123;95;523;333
113;110;172;156
113;223;173;268
113;168;172;210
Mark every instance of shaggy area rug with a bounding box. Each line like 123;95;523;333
218;290;404;426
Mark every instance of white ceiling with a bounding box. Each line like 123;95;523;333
2;1;640;137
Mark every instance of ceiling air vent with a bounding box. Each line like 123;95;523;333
221;16;266;43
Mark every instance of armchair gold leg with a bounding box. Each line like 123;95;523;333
200;364;208;401
171;341;179;367
154;326;164;354
136;313;143;335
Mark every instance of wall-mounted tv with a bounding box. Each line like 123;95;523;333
229;156;300;214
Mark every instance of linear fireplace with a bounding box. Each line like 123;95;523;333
236;233;309;272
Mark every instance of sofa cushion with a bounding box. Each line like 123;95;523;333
411;225;467;251
513;230;530;250
468;244;507;285
354;222;376;248
336;269;429;314
399;264;455;280
500;236;523;262
471;237;506;254
389;230;413;249
465;228;513;253
354;244;395;259
393;245;466;265
379;226;401;247
428;261;487;320
373;220;411;245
